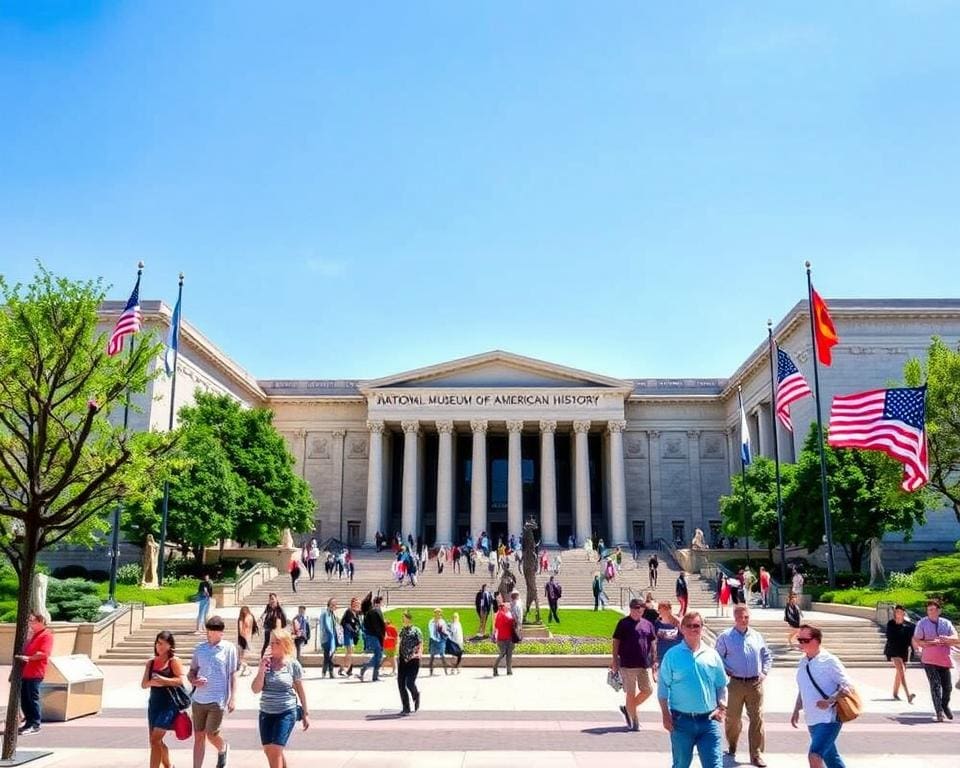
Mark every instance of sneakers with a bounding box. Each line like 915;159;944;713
215;744;229;768
943;705;953;720
18;725;40;736
357;668;366;682
619;705;631;728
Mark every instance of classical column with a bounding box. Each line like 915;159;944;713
647;430;662;544
688;429;703;533
435;421;454;545
607;420;628;545
573;420;592;545
363;421;385;546
539;420;558;546
332;429;346;541
470;420;488;538
756;405;769;458
401;420;420;540
507;420;524;539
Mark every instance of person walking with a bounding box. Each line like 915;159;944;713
196;573;214;633
654;601;683;666
545;576;562;624
397;610;423;715
676;571;689;617
611;597;657;731
251;628;309;768
448;612;464;672
884;604;916;703
714;606;772;767
287;557;301;593
592;572;607;611
758;567;771;609
15;612;54;735
308;539;320;580
436;544;446;574
188;616;238;768
913;598;958;721
382;618;399;677
339;596;361;677
648;553;659;588
492;602;516;676
784;593;803;649
236;606;258;676
357;595;386;682
260;594;288;658
291;606;311;663
476;583;495;637
142;630;186;768
319;598;339;679
427;608;450;675
657;611;728;768
791;566;805;597
791;624;853;768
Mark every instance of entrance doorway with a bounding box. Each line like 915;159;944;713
632;520;646;548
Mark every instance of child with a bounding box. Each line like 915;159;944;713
382;619;399;677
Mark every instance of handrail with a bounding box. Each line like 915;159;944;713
619;586;639;611
655;538;681;569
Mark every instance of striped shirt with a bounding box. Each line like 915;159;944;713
190;640;238;708
259;659;303;714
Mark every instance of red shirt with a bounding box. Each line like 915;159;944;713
23;627;54;680
494;610;515;642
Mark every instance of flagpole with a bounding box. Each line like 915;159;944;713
107;260;144;607
738;386;751;566
805;261;837;588
158;273;184;587
767;320;788;584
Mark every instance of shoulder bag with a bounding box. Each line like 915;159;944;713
805;663;862;723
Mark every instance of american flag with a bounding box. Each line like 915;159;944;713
775;347;812;432
827;385;929;492
107;275;142;356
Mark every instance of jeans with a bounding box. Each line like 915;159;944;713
547;600;560;623
669;711;722;768
361;635;383;679
397;658;420;712
258;708;296;746
20;678;42;728
197;596;210;628
808;722;846;768
493;640;513;673
321;645;335;676
923;664;952;716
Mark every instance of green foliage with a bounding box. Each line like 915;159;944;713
464;638;613;655
885;571;917;590
381;606;621;640
719;457;794;551
904;338;960;523
45;578;101;622
94;579;200;606
785;423;931;573
911;553;960;592
116;562;143;585
818;587;932;613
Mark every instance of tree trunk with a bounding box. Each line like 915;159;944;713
2;527;40;760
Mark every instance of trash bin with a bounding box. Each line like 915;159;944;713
40;654;104;721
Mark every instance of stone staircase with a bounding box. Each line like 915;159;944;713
241;548;718;612
99;617;206;666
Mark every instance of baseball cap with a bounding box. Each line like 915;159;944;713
629;598;643;609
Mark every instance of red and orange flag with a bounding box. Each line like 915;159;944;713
811;287;838;366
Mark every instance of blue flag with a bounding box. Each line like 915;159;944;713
164;294;181;376
738;388;752;466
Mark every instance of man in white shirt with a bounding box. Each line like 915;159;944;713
791;624;852;768
189;616;238;768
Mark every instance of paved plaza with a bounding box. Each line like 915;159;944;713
2;658;957;767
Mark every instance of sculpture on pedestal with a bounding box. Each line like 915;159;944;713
691;528;709;551
521;517;541;623
868;537;886;586
280;528;295;549
141;534;160;589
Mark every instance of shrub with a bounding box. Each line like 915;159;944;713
116;563;143;585
886;571;917;590
47;577;102;622
912;553;960;592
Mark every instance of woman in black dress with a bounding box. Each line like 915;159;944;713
885;604;916;703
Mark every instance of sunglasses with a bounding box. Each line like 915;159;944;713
683;623;703;629
797;638;813;644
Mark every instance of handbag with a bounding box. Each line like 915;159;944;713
805;664;862;723
445;638;462;657
167;684;192;711
606;668;623;692
511;620;523;644
173;710;193;740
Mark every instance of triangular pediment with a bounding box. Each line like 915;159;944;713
362;350;632;390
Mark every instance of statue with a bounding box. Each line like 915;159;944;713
868;537;885;586
280;528;295;549
497;560;517;605
691;528;709;551
521;517;541;623
141;534;160;589
31;573;50;623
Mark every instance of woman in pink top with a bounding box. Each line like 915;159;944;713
912;598;959;722
759;566;771;608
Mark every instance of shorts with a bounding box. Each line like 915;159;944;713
147;697;178;730
259;708;297;746
191;701;225;734
343;629;357;648
619;667;653;695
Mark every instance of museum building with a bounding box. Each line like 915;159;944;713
100;298;960;557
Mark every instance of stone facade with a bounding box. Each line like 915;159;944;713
59;297;960;569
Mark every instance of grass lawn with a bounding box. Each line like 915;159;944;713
94;579;200;606
818;587;932;614
381;606;621;638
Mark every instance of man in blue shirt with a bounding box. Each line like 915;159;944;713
714;606;772;767
657;611;728;768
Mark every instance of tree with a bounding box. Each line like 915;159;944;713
719;456;796;553
0;267;175;759
904;337;960;524
785;424;932;573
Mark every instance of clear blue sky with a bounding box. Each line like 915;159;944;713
1;2;958;380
